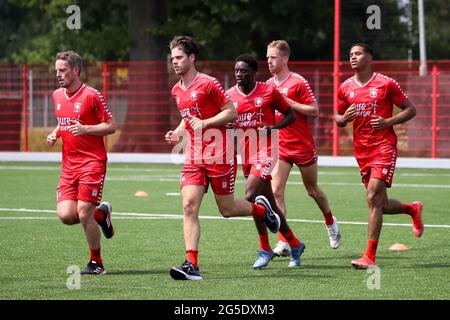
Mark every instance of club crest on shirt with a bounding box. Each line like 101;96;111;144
222;181;227;189
74;102;81;113
254;97;263;107
56;103;61;110
349;91;354;99
190;91;198;101
382;168;388;175
91;189;98;197
370;88;378;99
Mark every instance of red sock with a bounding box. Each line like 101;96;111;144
90;248;102;264
281;229;300;248
259;234;271;251
364;240;379;261
323;211;334;225
94;208;104;223
186;250;198;267
251;203;266;219
403;203;416;216
277;232;287;242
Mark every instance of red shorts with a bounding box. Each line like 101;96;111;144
356;144;397;188
180;163;236;195
57;170;106;204
241;158;274;180
279;149;318;168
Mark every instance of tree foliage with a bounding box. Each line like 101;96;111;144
0;0;128;64
0;0;448;63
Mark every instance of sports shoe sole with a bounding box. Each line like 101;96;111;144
412;201;424;237
169;267;202;281
255;195;281;233
99;202;115;239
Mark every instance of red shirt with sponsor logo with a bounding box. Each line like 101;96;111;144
337;72;408;156
172;72;232;164
267;72;316;153
226;82;290;164
52;84;113;172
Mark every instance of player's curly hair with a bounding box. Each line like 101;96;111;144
55;51;82;76
169;36;199;59
235;54;258;72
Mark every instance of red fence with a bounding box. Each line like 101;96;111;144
1;60;449;157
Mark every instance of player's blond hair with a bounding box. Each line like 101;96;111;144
267;40;290;58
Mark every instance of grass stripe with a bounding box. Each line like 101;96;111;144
1;207;449;228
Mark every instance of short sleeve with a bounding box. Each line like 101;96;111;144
387;78;408;107
296;79;316;105
92;91;113;122
206;79;231;110
336;86;349;114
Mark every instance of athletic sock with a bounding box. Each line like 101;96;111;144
90;248;102;264
251;203;266;219
94;208;104;223
364;240;379;261
324;210;334;225
277;232;287;242
186;250;199;268
259;234;271;251
403;203;416;216
281;229;300;248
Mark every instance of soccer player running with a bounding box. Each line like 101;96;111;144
226;54;305;269
165;36;281;280
46;51;117;275
335;43;424;269
266;40;341;256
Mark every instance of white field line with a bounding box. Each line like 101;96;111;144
0;208;449;228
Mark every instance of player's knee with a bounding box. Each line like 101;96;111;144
245;190;256;202
366;189;381;207
182;201;198;217
57;210;78;225
219;207;234;218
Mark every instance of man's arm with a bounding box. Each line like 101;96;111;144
335;104;357;127
189;101;237;131
270;108;296;130
68;117;117;136
165;120;186;145
286;97;319;117
46;124;61;146
370;99;416;129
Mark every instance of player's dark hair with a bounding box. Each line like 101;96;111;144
169;36;199;59
235;54;258;72
55;51;82;76
351;43;374;57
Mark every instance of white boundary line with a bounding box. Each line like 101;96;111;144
1;208;449;228
1;152;450;169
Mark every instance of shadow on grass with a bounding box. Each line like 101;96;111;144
106;269;169;276
207;272;335;280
